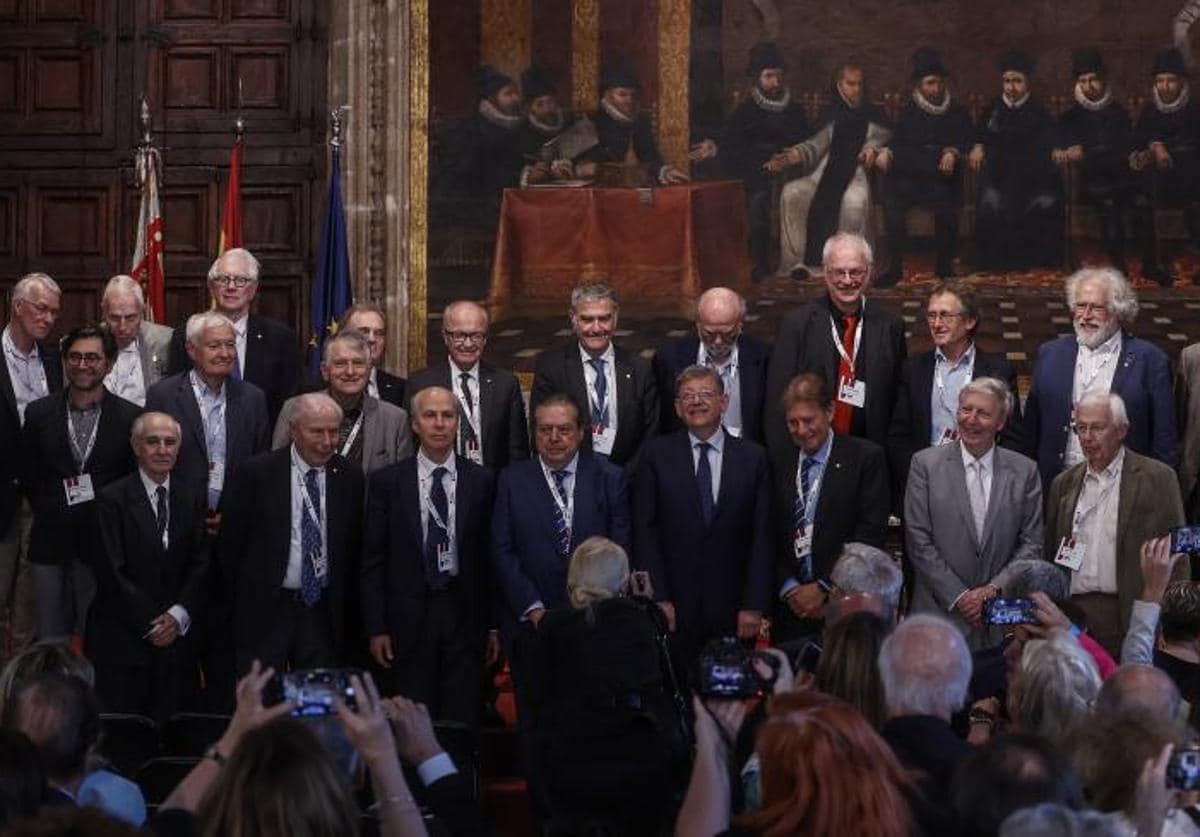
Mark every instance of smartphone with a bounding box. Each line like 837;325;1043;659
1168;746;1200;790
1171;525;1200;555
276;669;359;717
630;570;652;598
982;597;1037;626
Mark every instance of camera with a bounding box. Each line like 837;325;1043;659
1168;746;1200;790
1171;524;1200;555
696;637;779;699
982;597;1038;626
277;669;359;717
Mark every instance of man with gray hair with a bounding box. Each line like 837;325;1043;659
829;542;903;621
879;613;973;805
1045;389;1187;656
905;376;1043;647
1;272;62;657
1025;266;1176;491
531;283;658;468
100;274;173;406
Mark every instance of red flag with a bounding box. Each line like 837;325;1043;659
131;145;165;323
217;135;243;255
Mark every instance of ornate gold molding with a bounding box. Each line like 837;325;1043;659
406;0;429;370
481;0;530;82
656;0;690;169
571;0;599;112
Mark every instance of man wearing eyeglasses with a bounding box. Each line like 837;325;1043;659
764;232;906;485
406;300;528;470
339;303;406;408
167;248;299;425
632;365;773;665
652;287;769;443
889;281;1021;488
20;326;141;640
1024;266;1176;491
100;274;173;407
1;272;64;657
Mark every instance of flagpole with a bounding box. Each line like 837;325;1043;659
308;106;352;376
132;94;166;324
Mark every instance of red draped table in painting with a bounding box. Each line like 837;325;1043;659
487;180;750;318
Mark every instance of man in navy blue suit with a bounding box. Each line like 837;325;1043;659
361;386;496;726
1024;267;1177;490
633;365;773;666
652;287;769;443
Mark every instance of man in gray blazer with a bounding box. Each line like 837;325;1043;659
101;274;172;407
1176;341;1200;517
905;376;1043;647
273;329;411;474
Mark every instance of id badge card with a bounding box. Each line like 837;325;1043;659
208;461;225;493
1054;536;1084;572
465;438;483;466
838;377;866;408
937;427;959;445
793;523;814;559
437;543;456;574
64;474;95;506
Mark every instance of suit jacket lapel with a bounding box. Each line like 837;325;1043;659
565;346;589;416
1116;453;1141;560
244;316;264;382
133;479;166;567
360;397;381;467
479;365;499;437
981;451;1010;544
571;455;595;541
179;375;208;456
946;444;981;552
454;457;472;542
712;436;738;520
675;434;705;523
1111;340;1137;396
402;460;423;549
225;382;244;460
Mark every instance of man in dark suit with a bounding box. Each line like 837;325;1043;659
341;302;407;408
634;365;773;666
764;232;906;477
890;281;1022;487
531;283;658;470
146;310;269;708
773;373;889;643
167;247;299;423
220;392;365;674
362;386;496;726
20;325;141;640
1024;267;1176;490
0;272;63;657
407;300;529;470
653;287;769;443
86;412;209;723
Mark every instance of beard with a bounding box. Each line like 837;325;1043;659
758;84;786;101
1075;321;1120;350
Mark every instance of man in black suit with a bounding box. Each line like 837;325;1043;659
86;412;209;723
407;300;529;470
889;281;1022;488
21;326;141;640
764;232;906;481
363;386;496;726
220;393;364;674
167;247;299;423
531;283;658;469
341;302;407;408
653;287;769;442
773;373;889;643
0;272;63;656
634;365;773;666
146;310;270;710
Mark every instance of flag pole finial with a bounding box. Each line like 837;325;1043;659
329;106;348;148
234;77;245;137
139;94;152;147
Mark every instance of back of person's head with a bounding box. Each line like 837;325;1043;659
993;559;1069;603
1;805;141;837
998;803;1123;837
878;614;971;719
830;544;903;621
0;729;46;830
1093;664;1182;722
1;672;98;786
1073;712;1185;815
1160;581;1200;645
816;610;890;729
1007;630;1100;749
566;536;630;610
951;733;1085;837
733;690;913;837
0;640;95;717
197;719;359;837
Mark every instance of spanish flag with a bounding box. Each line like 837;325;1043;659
217;135;243;255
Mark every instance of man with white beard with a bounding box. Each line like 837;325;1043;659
1024;266;1177;490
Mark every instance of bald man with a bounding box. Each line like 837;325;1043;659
406;300;529;469
100;274;173;406
652;287;769;442
219;392;365;674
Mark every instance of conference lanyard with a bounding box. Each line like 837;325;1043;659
795;467;823;527
829;307;864;371
339;411;364;457
423;474;456;548
66;406;101;472
542;465;575;529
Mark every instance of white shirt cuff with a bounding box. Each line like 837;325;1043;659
417;752;457;786
167;605;191;636
779;578;799;600
521;601;545;621
947;589;970;613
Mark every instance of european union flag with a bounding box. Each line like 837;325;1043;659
308;143;352;375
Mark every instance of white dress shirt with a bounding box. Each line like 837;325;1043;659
230;314;249;378
689;427;725;502
960;441;996;512
698;342;743;437
1065;330;1122;468
452;359;483;461
105;340;147;406
2;326;49;424
417;448;458;575
138;469;191;634
1069;447;1124;595
285;445;327;590
579;343;618;455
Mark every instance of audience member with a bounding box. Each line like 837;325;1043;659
0;728;46;829
99;274;172;407
1006;629;1101;750
2;806;143;837
407;300;529;469
828;542;904;623
653;287;769;442
1093;663;1184;723
814;610;891;728
340;302;407;407
998;803;1122;837
531;283;658;468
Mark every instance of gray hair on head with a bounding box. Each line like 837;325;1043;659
185;311;236;346
1076;388;1129;428
567;536;630;611
321;328;369;365
674;364;724;396
101;275;145;310
289;392;343;429
959;376;1013;422
992;559;1068;602
999;803;1123;837
410;385;455;417
1008;629;1100;748
207;247;260;283
821;231;874;268
1065;266;1138;324
879;614;971;718
831;543;903;620
696;286;747;319
570;282;618;311
131;411;181;443
12;272;61;302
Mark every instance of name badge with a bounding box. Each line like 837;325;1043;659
64;474;95;506
793;523;814;559
437;543;456;574
937;427;960;446
1054;536;1085;572
838;377;866;408
465;438;483;465
208;461;225;493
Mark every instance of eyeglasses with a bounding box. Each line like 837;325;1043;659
827;268;869;282
328;358;368;371
677;390;720;404
698;327;740;344
65;352;105;365
211;274;255;288
444;330;487;345
925;311;966;323
18;299;59;318
1073;302;1109;316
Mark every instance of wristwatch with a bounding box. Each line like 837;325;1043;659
204;743;228;766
